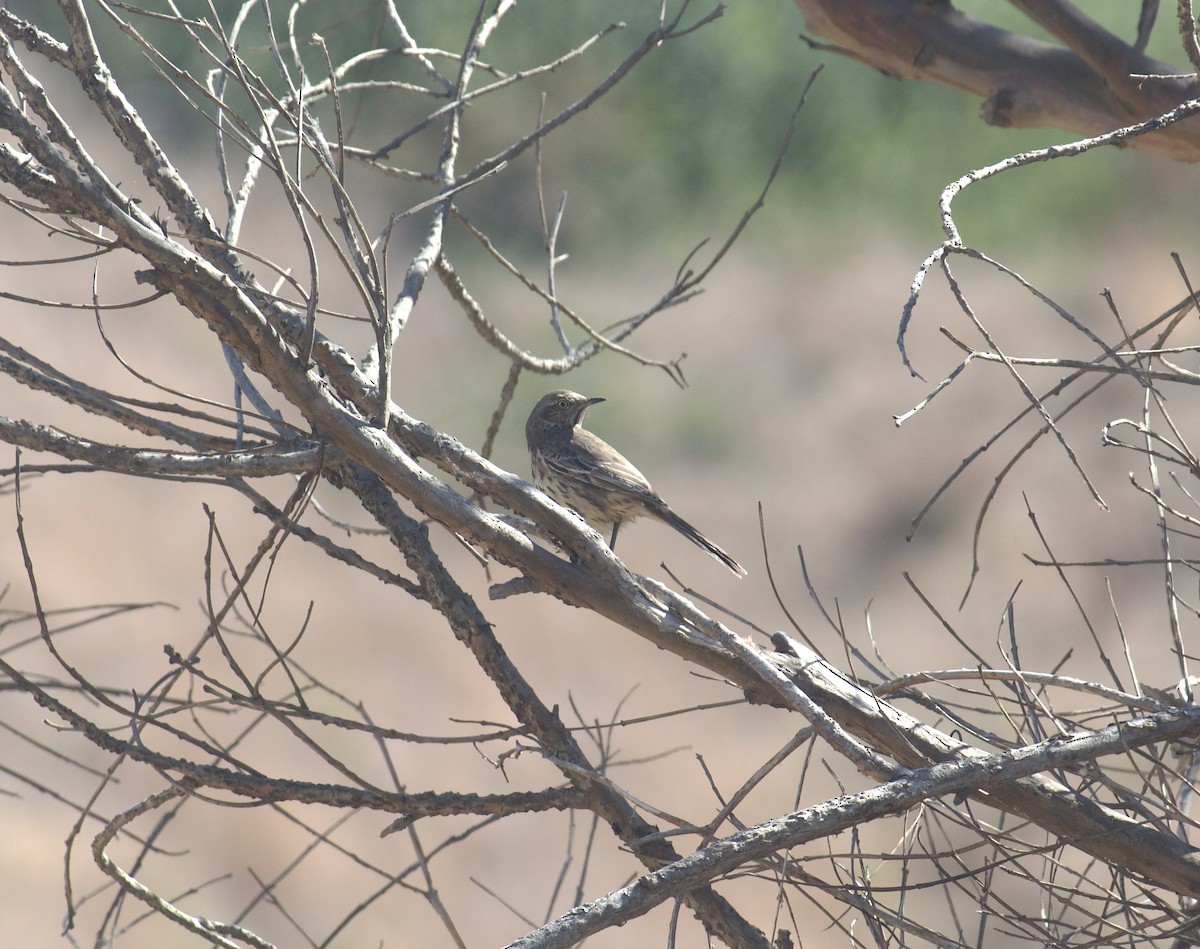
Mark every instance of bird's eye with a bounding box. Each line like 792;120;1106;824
557;399;569;408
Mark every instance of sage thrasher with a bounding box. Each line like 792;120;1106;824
526;389;746;576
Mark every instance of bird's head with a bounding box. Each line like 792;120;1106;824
528;390;605;432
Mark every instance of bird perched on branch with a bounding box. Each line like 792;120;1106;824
525;389;746;577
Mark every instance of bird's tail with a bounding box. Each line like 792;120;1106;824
660;508;747;577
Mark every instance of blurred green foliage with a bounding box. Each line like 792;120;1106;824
11;0;1195;258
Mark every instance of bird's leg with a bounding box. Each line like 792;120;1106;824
609;522;621;550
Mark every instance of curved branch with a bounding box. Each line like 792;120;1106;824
511;696;1200;947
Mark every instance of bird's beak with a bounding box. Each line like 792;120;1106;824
586;396;605;407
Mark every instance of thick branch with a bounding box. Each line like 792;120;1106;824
0;417;316;478
795;0;1200;160
780;639;1200;897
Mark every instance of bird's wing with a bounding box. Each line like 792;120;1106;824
550;430;658;498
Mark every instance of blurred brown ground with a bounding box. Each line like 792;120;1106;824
2;210;1196;945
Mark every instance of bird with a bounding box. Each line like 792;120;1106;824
525;389;746;576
